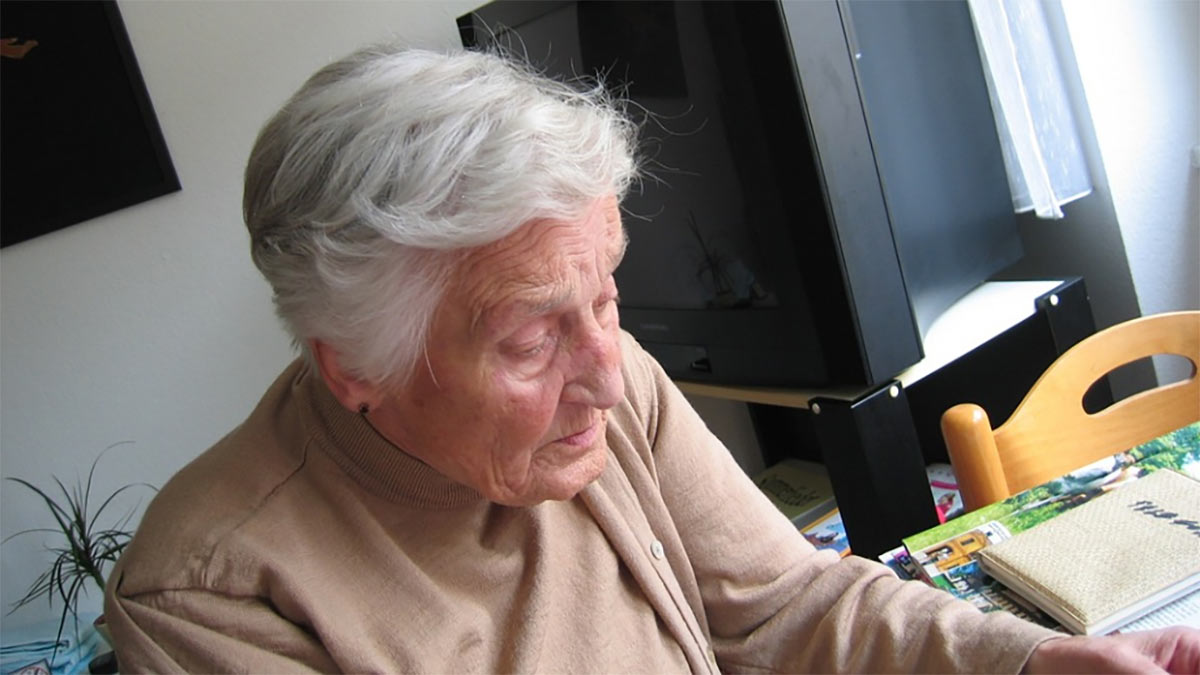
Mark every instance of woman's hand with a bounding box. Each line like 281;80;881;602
1023;627;1200;674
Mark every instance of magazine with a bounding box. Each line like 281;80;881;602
893;422;1200;631
801;509;851;557
879;545;919;580
905;423;1200;559
754;459;838;531
975;469;1200;635
926;462;965;523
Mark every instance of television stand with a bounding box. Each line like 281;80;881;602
675;277;1106;559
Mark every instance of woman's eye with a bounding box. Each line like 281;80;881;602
595;294;620;321
512;335;554;359
596;293;618;311
519;339;547;357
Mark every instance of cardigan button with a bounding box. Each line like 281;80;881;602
650;539;665;560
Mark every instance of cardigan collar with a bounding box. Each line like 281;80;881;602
293;360;486;509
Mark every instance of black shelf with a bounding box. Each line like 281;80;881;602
681;278;1103;559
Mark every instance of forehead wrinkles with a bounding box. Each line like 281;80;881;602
454;219;599;334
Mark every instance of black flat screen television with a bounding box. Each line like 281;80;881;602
459;0;1021;388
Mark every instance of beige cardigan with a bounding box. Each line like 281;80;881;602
105;332;1058;672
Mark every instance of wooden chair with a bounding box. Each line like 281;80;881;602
941;310;1200;511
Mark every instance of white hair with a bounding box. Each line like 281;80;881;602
244;45;638;387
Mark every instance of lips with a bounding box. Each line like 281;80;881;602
559;421;599;447
556;413;606;448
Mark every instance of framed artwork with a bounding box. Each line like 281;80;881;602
1;0;180;248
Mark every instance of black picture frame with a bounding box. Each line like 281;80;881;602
1;0;181;248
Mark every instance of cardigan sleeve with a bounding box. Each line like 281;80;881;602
619;335;1061;674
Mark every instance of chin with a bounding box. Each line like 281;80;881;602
510;446;609;506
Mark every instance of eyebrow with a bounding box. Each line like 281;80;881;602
471;288;563;341
474;227;629;337
509;227;628;317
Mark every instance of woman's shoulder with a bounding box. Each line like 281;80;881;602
612;330;662;438
111;361;322;596
616;329;669;406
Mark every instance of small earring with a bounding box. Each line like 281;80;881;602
357;402;370;415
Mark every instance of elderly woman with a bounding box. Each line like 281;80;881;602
105;45;1197;673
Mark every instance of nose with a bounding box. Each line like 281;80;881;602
562;318;624;409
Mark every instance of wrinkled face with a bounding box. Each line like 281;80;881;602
369;196;627;506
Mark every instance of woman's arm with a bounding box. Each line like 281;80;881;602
621;336;1059;673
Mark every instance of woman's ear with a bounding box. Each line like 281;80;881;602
309;339;380;413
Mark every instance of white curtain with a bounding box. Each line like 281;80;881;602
968;0;1092;219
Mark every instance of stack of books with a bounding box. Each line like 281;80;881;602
879;422;1200;635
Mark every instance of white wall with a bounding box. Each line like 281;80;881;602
0;0;478;629
1062;0;1200;319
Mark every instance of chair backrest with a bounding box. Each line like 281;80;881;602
941;310;1200;511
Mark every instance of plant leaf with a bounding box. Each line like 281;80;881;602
2;441;153;622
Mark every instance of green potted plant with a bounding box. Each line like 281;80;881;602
3;442;155;655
